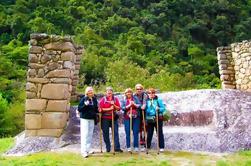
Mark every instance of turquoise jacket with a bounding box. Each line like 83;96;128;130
145;96;166;117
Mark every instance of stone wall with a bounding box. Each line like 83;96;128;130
217;40;251;91
25;33;83;137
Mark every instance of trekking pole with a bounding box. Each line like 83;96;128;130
111;110;115;155
142;109;148;154
130;106;133;154
156;108;159;155
99;111;103;153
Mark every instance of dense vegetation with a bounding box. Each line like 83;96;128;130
1;0;251;136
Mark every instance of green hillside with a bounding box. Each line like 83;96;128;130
1;0;251;136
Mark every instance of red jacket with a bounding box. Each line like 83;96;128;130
99;96;121;120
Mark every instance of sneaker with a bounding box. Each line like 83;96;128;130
127;148;131;152
115;149;123;152
134;148;139;152
82;153;88;158
88;150;94;154
160;148;164;152
140;147;145;152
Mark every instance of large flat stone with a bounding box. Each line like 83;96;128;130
61;51;75;61
41;84;70;99
41;112;68;129
46;100;68;112
25;114;42;129
46;70;71;78
44;42;75;52
30;46;42;54
27;78;49;84
25;99;47;111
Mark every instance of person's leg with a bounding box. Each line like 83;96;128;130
146;122;155;149
101;119;111;152
80;118;88;156
158;120;165;149
114;120;121;150
86;119;95;153
124;119;130;149
133;117;140;148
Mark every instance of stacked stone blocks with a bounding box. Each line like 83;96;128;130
25;33;83;137
217;40;251;91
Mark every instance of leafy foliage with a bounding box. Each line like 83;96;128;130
1;0;251;135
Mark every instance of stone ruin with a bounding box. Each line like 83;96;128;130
217;40;251;91
6;36;250;156
25;33;83;137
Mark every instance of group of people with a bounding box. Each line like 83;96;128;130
77;84;167;158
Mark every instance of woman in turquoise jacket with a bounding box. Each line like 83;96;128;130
145;88;166;152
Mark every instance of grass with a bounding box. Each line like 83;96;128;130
0;138;250;166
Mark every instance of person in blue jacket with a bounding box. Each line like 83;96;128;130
77;87;99;158
145;88;166;152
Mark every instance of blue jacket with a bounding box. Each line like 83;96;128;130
145;96;166;117
78;95;98;119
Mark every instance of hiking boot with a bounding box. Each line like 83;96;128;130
88;150;94;154
81;152;88;158
115;149;123;152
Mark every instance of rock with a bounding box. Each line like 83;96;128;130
29;54;38;63
37;69;45;78
46;69;71;78
41;84;70;99
41;112;68;129
25;99;47;112
26;91;37;99
46;100;68;112
41;54;51;63
30;46;43;54
47;62;59;71
61;51;75;61
26;82;37;92
25;114;42;129
27;78;49;84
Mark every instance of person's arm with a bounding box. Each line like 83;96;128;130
141;93;148;110
121;99;127;112
78;96;85;113
156;98;166;113
113;97;121;111
94;98;99;113
99;97;114;112
133;96;141;108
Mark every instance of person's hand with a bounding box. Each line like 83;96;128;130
110;105;114;110
130;101;135;106
156;106;159;111
141;105;145;110
76;109;80;118
98;108;102;113
84;100;89;105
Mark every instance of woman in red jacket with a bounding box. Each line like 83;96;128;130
99;87;123;153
